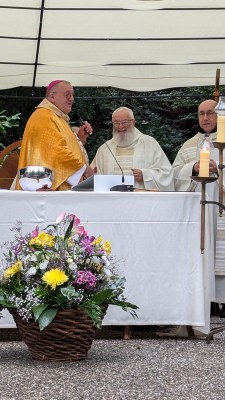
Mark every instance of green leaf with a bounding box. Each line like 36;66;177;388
0;295;12;308
44;223;57;231
80;302;103;329
110;299;139;311
32;303;49;321
64;218;74;241
91;289;114;304
60;286;80;300
0;295;5;303
108;299;139;319
37;308;58;331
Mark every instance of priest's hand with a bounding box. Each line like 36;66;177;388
209;159;218;174
78;121;93;145
83;165;94;180
193;159;218;175
36;184;53;191
131;168;143;183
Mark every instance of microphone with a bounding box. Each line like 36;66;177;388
104;142;124;183
104;142;134;192
70;118;92;135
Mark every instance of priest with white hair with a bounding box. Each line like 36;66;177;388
91;106;174;191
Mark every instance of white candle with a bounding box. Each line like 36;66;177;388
217;115;225;142
199;149;210;177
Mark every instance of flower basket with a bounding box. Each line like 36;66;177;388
11;308;97;361
0;212;138;361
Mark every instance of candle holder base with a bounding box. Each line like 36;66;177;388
212;141;225;150
205;323;225;344
191;176;218;184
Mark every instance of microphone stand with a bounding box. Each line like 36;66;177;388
104;142;134;192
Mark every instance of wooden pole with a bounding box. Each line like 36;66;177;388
213;68;220;103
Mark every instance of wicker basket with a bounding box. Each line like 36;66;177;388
11;308;97;361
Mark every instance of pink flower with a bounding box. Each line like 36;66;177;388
71;214;87;236
75;270;97;289
55;212;66;224
31;227;39;238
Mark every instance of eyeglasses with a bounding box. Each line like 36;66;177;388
112;120;132;127
51;91;74;100
198;111;216;118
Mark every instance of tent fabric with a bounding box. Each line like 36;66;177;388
0;0;225;92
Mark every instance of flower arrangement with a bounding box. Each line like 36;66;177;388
0;212;137;330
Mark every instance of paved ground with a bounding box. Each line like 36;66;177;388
0;321;225;400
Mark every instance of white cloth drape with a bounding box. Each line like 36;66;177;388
0;191;214;334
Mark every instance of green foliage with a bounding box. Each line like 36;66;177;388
0;110;21;149
70;85;225;163
33;306;58;331
80;301;104;329
0;85;224;163
0;110;20;134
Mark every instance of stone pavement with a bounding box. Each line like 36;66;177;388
1;320;225;400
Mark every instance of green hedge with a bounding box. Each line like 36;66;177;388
0;85;223;163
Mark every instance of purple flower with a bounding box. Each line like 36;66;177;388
75;270;97;289
81;236;95;255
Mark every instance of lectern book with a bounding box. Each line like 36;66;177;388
71;175;94;191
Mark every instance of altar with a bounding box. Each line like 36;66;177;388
0;191;215;334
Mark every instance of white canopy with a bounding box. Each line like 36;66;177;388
0;0;225;91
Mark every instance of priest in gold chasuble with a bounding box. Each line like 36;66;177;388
16;80;93;191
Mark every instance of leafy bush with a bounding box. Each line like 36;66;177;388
0;110;21;150
0;85;224;163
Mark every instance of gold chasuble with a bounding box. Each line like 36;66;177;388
16;100;85;191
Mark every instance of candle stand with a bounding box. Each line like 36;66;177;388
191;142;225;253
212;142;225;216
191;175;225;343
191;142;225;342
191;176;222;254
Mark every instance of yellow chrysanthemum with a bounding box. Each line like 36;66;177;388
4;260;22;279
29;232;55;247
103;241;111;255
92;236;103;246
42;268;68;290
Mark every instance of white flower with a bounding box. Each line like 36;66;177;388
102;255;110;267
39;260;49;270
92;256;100;264
67;258;74;264
25;254;37;262
26;267;37;276
68;263;78;272
104;268;112;277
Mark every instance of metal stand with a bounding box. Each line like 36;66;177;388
192;142;225;342
191;176;219;253
212;142;225;216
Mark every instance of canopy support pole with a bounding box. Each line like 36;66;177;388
32;0;45;96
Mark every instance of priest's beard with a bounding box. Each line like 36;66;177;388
113;126;138;148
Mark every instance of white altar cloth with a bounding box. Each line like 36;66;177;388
0;191;215;334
